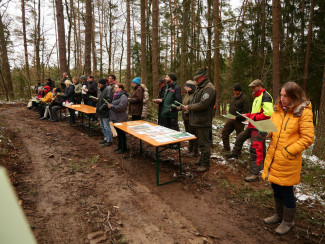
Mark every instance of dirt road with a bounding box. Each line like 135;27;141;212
0;104;313;243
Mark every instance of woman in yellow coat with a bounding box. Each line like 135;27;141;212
261;82;314;235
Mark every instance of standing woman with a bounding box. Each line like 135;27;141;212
62;80;76;124
141;83;149;120
262;82;314;235
108;83;129;153
73;77;82;104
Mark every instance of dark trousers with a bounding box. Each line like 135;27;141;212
74;94;82;104
68;108;75;123
222;119;245;151
38;103;49;117
87;98;96;120
164;117;179;131
195;127;211;167
272;183;296;208
50;105;62;121
184;120;198;153
117;128;127;151
232;128;265;175
132;115;141;121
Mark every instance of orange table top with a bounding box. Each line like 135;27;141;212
65;104;96;114
113;120;197;147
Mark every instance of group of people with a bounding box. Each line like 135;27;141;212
220;79;314;235
28;69;315;236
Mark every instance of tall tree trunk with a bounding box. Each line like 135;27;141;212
91;4;97;77
313;64;325;160
126;0;131;91
22;0;31;97
140;0;147;84
98;0;103;77
65;0;72;75
55;0;68;75
168;0;174;70
272;0;281;101
84;0;92;75
303;0;314;92
108;0;113;74
152;0;159;97
180;0;191;87
260;0;266;78
0;14;14;100
207;0;212;78
213;0;220;116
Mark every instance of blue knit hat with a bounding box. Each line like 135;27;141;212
132;77;141;85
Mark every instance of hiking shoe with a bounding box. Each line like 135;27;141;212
226;153;238;159
40;117;47;120
101;142;112;147
99;140;106;145
196;165;209;173
245;174;259;182
264;214;282;224
113;148;121;152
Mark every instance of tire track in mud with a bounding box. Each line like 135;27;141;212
0;106;292;243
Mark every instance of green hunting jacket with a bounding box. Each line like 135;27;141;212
188;78;216;127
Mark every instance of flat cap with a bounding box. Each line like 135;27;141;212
248;79;263;87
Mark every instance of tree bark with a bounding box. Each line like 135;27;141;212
91;4;97;77
22;0;31;97
55;0;68;75
84;0;92;76
313;64;325;160
213;0;220;116
272;0;281;101
303;0;314;92
152;0;159;97
180;0;191;87
0;13;14;100
140;0;147;85
207;0;213;78
126;0;131;91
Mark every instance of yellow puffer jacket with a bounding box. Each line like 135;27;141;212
262;101;314;186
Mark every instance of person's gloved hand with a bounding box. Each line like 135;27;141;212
258;131;268;139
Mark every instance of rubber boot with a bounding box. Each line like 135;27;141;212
275;206;296;235
264;198;283;224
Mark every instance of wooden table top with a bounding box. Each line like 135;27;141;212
65;104;96;114
113;120;196;147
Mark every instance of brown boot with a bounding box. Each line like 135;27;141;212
275;206;295;235
264;198;283;224
245;174;259;182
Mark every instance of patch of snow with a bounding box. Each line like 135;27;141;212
302;154;325;169
295;184;324;205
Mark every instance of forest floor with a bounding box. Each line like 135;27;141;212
0;103;324;244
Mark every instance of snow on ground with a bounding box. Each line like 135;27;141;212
295;184;325;205
302;154;325;169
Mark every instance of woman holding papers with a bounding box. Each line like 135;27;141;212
262;82;314;235
108;84;129;153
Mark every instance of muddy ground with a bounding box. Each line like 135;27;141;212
0;104;323;244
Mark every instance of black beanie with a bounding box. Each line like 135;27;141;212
233;83;242;91
98;78;107;85
167;73;177;82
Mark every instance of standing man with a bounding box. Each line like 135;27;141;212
184;67;216;172
226;79;273;182
222;83;250;152
161;73;182;130
107;74;117;101
154;78;167;125
80;75;89;105
83;75;98;120
96;79;113;147
129;77;144;121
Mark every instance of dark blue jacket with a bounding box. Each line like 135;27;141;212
63;85;75;103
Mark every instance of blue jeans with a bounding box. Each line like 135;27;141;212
271;183;296;208
100;117;112;142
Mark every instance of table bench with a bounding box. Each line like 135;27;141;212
64;104;96;136
113;121;197;186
